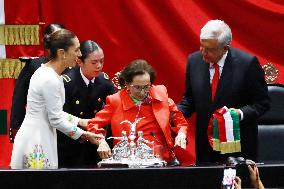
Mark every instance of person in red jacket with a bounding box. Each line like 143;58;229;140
87;59;188;164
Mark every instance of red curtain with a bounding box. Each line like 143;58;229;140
1;0;284;167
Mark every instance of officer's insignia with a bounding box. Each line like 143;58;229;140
62;74;71;82
103;72;109;80
98;98;101;102
262;63;278;84
76;100;80;105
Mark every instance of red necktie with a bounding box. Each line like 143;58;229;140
211;63;219;101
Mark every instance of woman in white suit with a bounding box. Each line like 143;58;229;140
10;29;102;169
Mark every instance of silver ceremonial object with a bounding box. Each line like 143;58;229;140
97;118;166;168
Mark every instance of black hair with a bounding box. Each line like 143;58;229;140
79;40;100;61
43;29;77;59
43;24;65;49
118;59;156;87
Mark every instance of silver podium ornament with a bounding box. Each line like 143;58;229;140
111;131;130;160
136;131;154;159
97;117;166;168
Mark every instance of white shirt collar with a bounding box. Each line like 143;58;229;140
80;68;95;86
210;50;228;68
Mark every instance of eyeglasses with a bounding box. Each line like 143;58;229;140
130;84;152;91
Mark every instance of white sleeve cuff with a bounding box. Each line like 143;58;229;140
239;109;244;121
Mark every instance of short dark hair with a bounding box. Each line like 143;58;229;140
79;40;100;62
43;24;65;49
44;29;77;59
119;59;156;87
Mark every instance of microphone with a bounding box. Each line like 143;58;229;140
150;131;161;143
150;131;180;166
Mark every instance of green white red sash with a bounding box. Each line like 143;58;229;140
208;106;241;154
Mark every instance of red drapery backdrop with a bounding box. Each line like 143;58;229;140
1;0;284;167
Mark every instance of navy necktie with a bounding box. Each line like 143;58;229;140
88;81;94;91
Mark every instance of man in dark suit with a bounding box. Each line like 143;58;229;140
178;20;269;163
9;24;65;142
58;40;115;168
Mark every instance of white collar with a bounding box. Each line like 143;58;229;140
80;68;95;86
210;50;228;68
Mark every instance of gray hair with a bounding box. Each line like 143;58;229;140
200;20;232;47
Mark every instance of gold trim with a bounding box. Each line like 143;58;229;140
212;139;241;154
0;59;25;79
212;139;220;151
0;26;4;44
220;140;241;154
0;25;39;45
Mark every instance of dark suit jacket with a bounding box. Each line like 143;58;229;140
178;48;270;163
58;66;116;168
9;57;48;142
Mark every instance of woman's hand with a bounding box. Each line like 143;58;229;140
174;132;187;149
97;139;112;159
78;119;90;129
81;131;104;145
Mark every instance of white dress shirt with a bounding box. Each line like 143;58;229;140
208;51;243;120
209;51;227;84
80;68;95;86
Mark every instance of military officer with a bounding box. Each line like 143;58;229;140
58;40;116;168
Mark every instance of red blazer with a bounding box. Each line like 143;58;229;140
88;85;188;150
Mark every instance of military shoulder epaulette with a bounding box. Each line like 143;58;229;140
102;72;109;80
62;74;71;82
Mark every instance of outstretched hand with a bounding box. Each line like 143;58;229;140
97;139;112;159
174;132;187;149
82;131;104;145
78;119;90;129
